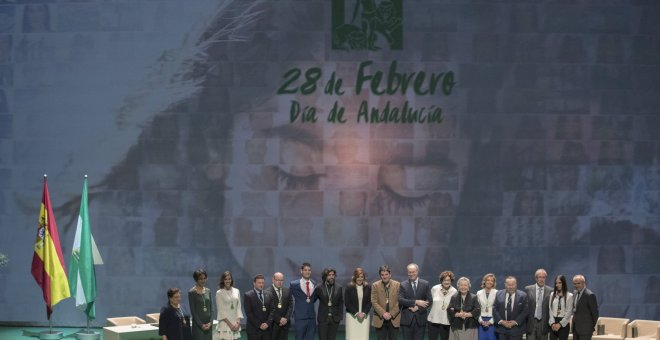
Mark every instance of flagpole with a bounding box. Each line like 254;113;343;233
72;175;100;340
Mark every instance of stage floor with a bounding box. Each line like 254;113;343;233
0;326;374;339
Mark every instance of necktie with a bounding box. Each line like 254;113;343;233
277;288;282;301
574;291;580;312
258;290;264;304
412;281;417;296
506;294;512;320
306;281;310;297
535;287;543;319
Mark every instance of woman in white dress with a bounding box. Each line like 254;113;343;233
214;271;243;340
344;267;372;340
476;273;497;340
428;270;458;340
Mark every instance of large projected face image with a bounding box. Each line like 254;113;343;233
220;79;463;281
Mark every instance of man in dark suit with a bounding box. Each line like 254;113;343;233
313;267;343;340
525;269;553;340
244;274;274;340
493;276;529;340
266;272;293;340
398;263;432;340
290;262;316;340
571;275;599;340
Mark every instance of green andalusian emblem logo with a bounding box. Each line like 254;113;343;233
332;0;403;51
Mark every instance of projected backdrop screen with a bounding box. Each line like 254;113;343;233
0;0;659;324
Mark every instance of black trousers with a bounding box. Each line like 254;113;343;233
246;326;271;340
317;317;339;340
428;322;451;340
401;317;426;340
271;323;290;340
375;320;398;340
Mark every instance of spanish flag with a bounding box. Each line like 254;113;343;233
31;175;70;319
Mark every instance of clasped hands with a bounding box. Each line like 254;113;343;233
500;320;518;329
408;299;429;312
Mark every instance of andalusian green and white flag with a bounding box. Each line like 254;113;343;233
68;176;103;320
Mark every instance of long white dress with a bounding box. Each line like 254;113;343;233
345;285;371;340
214;287;243;340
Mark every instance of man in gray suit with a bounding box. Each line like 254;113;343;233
526;269;553;340
571;275;599;340
398;263;432;340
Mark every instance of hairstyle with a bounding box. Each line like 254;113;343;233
253;274;265;282
439;270;455;283
457;277;471;289
193;268;208;281
167;287;180;299
407;263;419;272
378;265;391;275
219;270;233;289
321;267;337;283
535;268;548;279
552;275;568;306
351;267;369;286
481;273;497;289
301;262;312;270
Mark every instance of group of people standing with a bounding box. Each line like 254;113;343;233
157;265;599;340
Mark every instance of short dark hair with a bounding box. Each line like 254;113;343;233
193;268;207;281
167;287;180;299
254;274;265;282
301;262;312;270
378;265;391;275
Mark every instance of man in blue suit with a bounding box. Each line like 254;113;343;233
290;262;316;340
493;276;529;340
398;263;432;340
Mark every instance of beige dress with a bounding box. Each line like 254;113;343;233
214;287;243;340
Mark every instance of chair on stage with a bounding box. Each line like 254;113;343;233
145;313;160;324
106;316;147;326
624;320;660;340
593;317;630;340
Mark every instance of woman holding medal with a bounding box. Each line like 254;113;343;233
189;269;214;340
548;275;573;340
428;271;458;340
215;271;243;340
160;287;193;340
344;267;372;340
448;277;480;340
476;274;497;340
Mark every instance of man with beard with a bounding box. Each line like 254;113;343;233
313;267;343;340
371;265;401;340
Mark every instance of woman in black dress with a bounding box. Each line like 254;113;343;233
160;287;193;340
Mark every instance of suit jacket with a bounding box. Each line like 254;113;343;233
398;279;432;327
571;289;599;336
344;284;372;316
493;289;529;336
290;279;316;320
244;289;274;332
313;283;344;323
371;279;401;328
448;292;481;331
265;285;293;327
525;284;553;334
